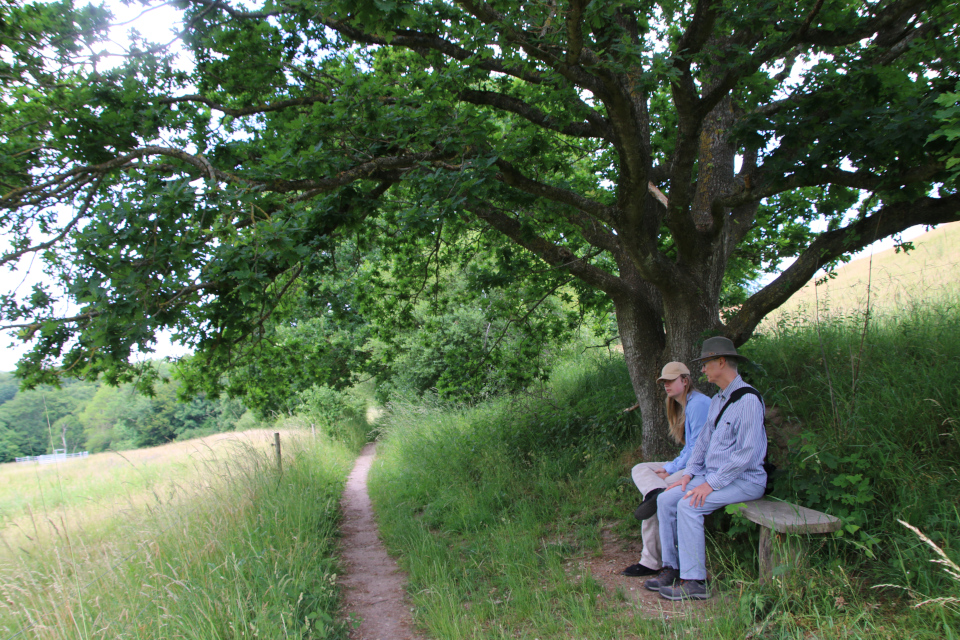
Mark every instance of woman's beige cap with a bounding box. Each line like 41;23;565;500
657;361;690;382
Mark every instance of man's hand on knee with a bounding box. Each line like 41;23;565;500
667;474;693;492
683;481;714;508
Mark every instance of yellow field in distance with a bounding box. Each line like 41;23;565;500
767;219;960;322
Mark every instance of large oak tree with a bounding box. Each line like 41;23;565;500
1;0;958;457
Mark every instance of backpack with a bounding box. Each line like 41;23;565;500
713;386;776;495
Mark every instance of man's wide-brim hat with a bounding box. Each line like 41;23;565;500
690;336;747;363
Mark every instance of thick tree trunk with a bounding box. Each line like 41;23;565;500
613;294;672;461
614;270;723;462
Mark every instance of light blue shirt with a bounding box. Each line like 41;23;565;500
662;390;710;475
684;376;768;490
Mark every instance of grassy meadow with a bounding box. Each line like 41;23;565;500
0;422;366;639
369;288;960;637
3;225;958;640
768;220;960;320
2;430;290;546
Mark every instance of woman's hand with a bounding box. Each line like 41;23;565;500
654;468;670;480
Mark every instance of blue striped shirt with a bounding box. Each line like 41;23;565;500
683;376;767;490
662;390;711;475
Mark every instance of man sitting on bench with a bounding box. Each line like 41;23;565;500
644;336;767;601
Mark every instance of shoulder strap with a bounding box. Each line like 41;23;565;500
714;387;763;428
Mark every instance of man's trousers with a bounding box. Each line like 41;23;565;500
657;476;765;580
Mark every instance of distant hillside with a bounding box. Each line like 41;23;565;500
766;220;960;322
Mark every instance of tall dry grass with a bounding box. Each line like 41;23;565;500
0;426;359;639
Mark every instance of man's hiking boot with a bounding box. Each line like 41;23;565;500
659;579;710;601
621;563;658;577
644;566;679;592
633;488;664;521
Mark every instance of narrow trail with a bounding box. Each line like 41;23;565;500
339;442;424;640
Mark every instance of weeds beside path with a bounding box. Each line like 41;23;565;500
339;443;423;640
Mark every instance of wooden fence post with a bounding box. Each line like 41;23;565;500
274;432;282;474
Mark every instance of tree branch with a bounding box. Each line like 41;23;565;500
0;177;101;268
1;147;455;211
458;89;610;140
699;0;934;120
470;202;627;296
494;158;618;226
726;193;960;344
453;0;608;96
716;162;947;210
320;19;549;86
158;93;332;117
565;0;588;66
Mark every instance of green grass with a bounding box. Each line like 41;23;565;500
0;422;364;639
369;353;650;638
369;297;960;638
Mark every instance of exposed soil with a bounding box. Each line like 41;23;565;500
566;525;718;620
338;443;424;640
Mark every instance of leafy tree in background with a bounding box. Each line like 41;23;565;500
51;413;84;451
1;0;958;457
0;361;248;459
86;376;230;448
0;421;27;461
178;228;578;413
78;382;151;451
0;373;18;406
176;248;374;417
373;267;576;402
0;378;97;457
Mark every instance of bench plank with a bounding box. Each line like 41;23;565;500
738;498;842;534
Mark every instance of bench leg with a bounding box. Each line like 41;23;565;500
758;527;807;586
758;526;773;585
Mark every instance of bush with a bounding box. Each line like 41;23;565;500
297;384;370;450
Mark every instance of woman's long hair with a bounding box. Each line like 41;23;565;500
665;375;695;445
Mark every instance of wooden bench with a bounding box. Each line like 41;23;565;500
736;498;841;584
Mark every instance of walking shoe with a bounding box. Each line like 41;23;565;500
620;562;658;577
659;579;710;601
633;488;665;521
644;566;679;592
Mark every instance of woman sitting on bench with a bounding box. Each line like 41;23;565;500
621;361;710;577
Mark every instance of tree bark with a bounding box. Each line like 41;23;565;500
612;289;672;460
616;277;726;460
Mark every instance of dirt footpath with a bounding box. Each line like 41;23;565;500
338;443;424;640
570;525;716;619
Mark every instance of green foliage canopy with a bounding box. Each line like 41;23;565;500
1;0;958;456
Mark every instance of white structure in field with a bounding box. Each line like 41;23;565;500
15;449;90;464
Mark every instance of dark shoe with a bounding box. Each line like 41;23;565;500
633;488;665;521
659;579;710;601
644;566;679;592
621;563;658;577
